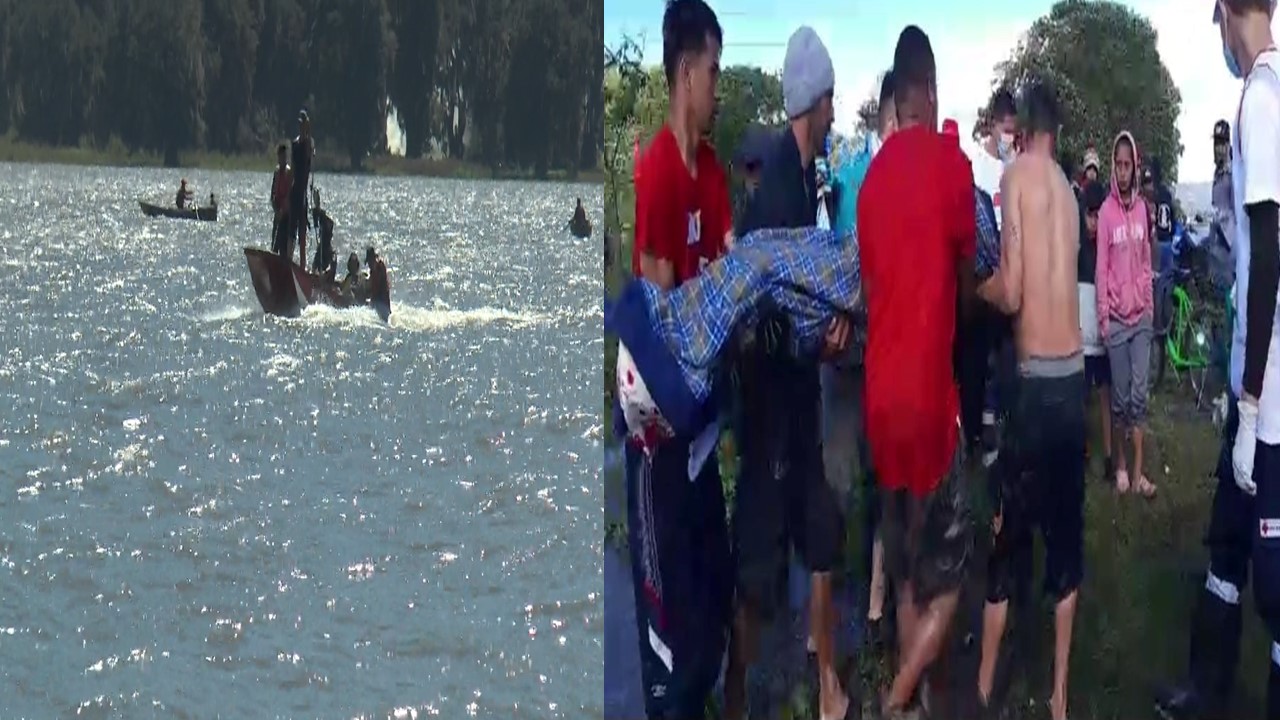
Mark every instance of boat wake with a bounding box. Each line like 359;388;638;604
293;302;550;332
198;305;254;323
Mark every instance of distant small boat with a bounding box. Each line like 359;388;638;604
139;200;217;222
570;215;592;239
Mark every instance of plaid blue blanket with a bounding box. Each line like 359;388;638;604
607;226;861;439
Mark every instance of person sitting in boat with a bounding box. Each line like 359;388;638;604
270;144;293;258
339;253;368;303
176;179;194;209
366;246;391;321
209;193;217;208
569;198;590;237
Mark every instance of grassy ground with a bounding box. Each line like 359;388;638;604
0;132;604;183
602;177;1269;715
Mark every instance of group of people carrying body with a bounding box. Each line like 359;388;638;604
615;0;1280;718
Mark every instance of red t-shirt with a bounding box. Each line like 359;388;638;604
857;125;976;497
632;126;731;285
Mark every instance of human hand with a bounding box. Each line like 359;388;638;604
1234;398;1259;496
821;315;851;361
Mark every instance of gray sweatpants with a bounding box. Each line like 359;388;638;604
1106;314;1153;427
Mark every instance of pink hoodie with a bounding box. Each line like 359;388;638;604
1095;130;1153;338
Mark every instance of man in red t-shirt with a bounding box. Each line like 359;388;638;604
622;2;733;718
856;25;977;715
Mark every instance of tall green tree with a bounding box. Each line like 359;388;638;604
202;0;265;153
308;0;395;170
388;0;441;159
991;0;1183;183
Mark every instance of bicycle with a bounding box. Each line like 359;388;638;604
1151;228;1232;409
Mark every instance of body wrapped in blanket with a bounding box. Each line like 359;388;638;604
607;226;860;447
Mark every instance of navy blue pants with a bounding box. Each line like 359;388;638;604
625;438;733;719
1186;399;1280;716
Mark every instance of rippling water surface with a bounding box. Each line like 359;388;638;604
0;163;603;718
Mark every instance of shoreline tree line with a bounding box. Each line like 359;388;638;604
0;0;602;176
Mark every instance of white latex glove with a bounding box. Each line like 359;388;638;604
1234;399;1260;496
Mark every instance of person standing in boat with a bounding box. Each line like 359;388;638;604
291;110;316;268
366;246;390;321
271;143;293;259
311;186;337;279
176;178;194;209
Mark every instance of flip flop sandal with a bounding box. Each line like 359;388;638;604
1116;469;1130;494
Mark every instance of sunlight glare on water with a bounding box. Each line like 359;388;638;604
0;163;603;718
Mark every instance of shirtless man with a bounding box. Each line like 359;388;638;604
976;80;1084;720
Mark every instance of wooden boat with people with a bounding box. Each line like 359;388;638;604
139;200;218;222
244;247;386;320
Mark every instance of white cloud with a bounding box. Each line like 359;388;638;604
1141;0;1280;183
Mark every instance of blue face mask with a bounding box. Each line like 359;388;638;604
1224;42;1243;79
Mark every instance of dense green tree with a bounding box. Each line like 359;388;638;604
0;0;597;174
202;0;265;153
308;0;394;170
989;0;1183;183
388;0;441;159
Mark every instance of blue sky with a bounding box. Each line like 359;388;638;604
604;0;1271;184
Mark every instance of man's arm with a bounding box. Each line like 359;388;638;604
1244;199;1280;401
635;171;678;290
1240;82;1280;402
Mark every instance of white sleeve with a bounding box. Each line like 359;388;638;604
1241;71;1280;206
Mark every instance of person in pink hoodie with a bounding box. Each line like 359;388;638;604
1095;130;1157;498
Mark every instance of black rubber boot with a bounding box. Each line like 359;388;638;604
1267;656;1280;720
1155;587;1241;719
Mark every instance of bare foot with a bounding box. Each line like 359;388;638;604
819;679;849;720
1049;692;1068;720
1134;474;1157;498
1115;469;1130;494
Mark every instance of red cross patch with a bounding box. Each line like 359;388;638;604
1261;518;1280;539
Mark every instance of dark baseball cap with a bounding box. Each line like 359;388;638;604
1214;119;1230;142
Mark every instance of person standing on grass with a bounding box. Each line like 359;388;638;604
1078;180;1114;480
857;25;977;717
1214;118;1237;253
623;2;735;717
1096;130;1157;498
1156;1;1280;717
975;80;1086;720
724;24;851;720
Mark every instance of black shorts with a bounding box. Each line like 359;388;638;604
881;445;974;605
1084;354;1111;388
734;349;844;617
987;370;1087;604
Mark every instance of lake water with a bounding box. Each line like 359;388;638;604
0;163;603;718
